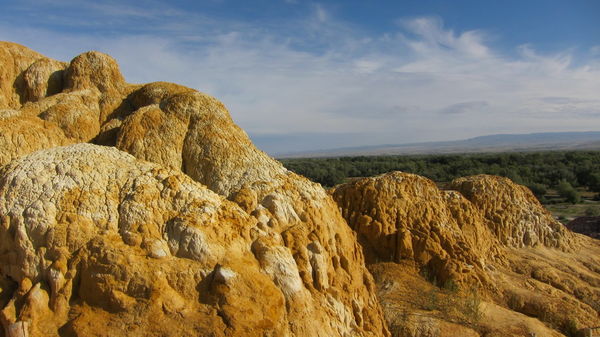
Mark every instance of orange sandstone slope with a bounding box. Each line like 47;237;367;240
331;172;600;336
0;42;389;336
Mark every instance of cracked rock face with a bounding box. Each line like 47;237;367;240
0;42;389;336
3;40;597;337
0;144;258;336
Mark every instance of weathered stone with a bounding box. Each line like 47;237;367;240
449;175;572;249
330;172;495;285
332;172;599;335
0;42;389;337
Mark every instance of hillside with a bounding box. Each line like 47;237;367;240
0;42;598;337
277;132;600;158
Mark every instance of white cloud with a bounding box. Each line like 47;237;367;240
1;6;599;154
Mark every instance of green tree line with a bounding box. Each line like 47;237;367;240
279;151;600;199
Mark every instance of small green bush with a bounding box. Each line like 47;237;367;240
527;183;547;200
557;180;581;204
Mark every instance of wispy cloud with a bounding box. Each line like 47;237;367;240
0;3;599;154
399;16;490;58
440;101;489;114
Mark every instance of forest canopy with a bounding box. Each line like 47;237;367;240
279;151;600;197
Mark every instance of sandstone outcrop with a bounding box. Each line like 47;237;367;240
330;172;499;286
331;172;599;336
0;42;285;197
370;262;569;337
0;42;389;336
449;175;572;249
0;42;65;110
0;116;73;166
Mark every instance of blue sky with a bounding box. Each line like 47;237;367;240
1;0;600;154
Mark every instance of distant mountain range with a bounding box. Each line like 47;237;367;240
276;131;600;158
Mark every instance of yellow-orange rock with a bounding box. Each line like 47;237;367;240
22;58;66;103
331;172;599;336
2;40;598;337
0;144;387;336
0;42;389;337
330;172;498;285
0;42;56;109
449;175;572;249
0;116;73;166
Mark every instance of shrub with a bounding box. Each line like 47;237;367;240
588;172;600;192
418;281;483;325
527;183;548;200
422;289;439;311
556;180;581;204
506;291;524;311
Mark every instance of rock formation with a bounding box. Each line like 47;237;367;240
331;172;599;336
449;175;572;249
330;172;499;286
1;40;599;337
0;42;65;109
0;42;389;337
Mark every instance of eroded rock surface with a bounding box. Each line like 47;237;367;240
449;175;572;249
0;42;284;197
330;172;498;286
0;42;65;109
0;144;387;336
0;42;389;337
331;172;599;336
